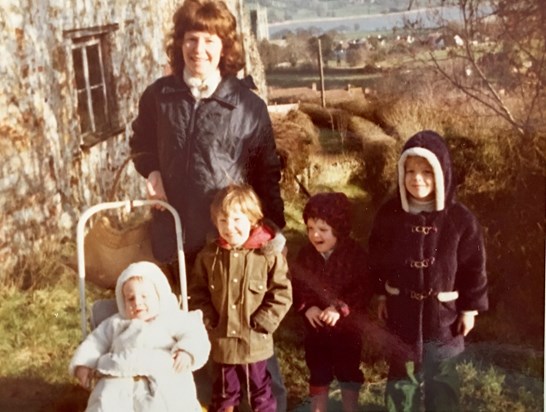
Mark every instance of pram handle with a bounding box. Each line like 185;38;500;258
77;200;187;338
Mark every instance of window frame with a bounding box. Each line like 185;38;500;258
64;24;124;148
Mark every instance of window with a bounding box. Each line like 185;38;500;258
64;24;123;147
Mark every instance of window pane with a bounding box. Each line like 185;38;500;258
87;44;103;86
77;90;91;133
91;87;108;131
72;48;85;89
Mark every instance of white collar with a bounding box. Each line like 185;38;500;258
183;68;222;100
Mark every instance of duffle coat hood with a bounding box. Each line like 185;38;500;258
189;225;292;365
369;130;488;361
130;74;285;261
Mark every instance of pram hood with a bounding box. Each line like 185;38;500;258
115;261;179;318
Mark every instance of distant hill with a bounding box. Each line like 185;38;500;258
254;0;447;24
266;4;463;38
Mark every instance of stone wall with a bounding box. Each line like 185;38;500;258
0;0;266;278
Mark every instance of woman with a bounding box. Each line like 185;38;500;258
130;1;287;410
130;0;285;265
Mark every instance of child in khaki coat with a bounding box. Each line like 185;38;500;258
189;184;292;412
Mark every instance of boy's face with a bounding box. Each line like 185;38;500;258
404;156;435;202
215;206;253;248
123;278;160;321
307;218;337;254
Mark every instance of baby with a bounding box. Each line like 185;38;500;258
69;261;210;412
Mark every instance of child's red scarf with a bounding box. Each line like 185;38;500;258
217;224;274;250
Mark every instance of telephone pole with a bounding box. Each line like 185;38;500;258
317;38;325;107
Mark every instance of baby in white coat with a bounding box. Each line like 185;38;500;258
69;261;210;412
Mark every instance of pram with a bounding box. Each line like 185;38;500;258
76;199;187;337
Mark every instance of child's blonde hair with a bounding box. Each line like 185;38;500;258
210;184;264;226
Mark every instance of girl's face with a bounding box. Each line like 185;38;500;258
122;278;160;321
306;218;337;254
216;206;253;248
182;30;223;79
404;156;435;202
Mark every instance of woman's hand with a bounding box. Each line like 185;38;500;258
173;350;193;373
319;306;341;327
146;170;167;209
74;365;93;390
305;306;324;328
377;299;388;321
457;312;476;336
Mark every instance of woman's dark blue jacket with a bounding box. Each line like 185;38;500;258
130;74;285;261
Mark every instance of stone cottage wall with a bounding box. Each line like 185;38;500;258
0;0;266;278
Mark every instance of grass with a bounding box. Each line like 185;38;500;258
1;71;544;411
266;67;386;90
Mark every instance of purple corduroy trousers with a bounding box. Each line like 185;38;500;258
209;360;276;412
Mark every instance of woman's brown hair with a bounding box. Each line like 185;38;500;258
166;0;245;78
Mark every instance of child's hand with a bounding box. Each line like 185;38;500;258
319;306;341;327
74;365;93;390
305;306;324;328
173;350;193;373
456;312;476;336
377;299;388;321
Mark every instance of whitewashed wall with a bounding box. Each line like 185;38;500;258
0;0;266;276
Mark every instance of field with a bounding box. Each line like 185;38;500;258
1;91;544;410
1;43;545;412
267;52;545;409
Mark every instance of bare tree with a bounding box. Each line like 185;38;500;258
420;0;545;137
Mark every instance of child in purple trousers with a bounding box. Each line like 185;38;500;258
189;184;292;412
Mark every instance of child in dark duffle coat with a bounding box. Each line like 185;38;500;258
291;192;373;412
189;184;292;412
368;130;488;412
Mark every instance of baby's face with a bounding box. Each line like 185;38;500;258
306;218;337;254
122;278;160;321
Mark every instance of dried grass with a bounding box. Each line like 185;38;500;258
272;109;320;193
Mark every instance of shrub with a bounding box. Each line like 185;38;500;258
298;103;334;129
272;109;320;193
346;116;400;204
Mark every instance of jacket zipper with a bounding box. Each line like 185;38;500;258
185;100;200;174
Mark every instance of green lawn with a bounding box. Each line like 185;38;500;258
0;111;543;412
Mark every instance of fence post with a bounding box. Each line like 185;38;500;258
318;38;326;108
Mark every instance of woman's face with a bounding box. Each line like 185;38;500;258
182;30;223;78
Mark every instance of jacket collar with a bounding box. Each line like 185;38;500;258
159;74;241;109
217;224;274;250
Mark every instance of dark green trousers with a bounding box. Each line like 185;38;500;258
385;357;460;412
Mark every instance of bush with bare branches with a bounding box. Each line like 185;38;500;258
272;109;320;193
